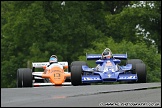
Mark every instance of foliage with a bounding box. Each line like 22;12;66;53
1;1;161;88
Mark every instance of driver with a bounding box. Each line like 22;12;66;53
95;48;113;71
43;55;58;74
49;55;58;65
102;48;113;59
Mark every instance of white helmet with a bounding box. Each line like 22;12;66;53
102;48;112;59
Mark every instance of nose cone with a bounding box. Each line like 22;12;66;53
49;66;65;85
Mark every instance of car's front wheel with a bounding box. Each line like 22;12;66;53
17;68;33;87
71;66;82;86
135;63;146;83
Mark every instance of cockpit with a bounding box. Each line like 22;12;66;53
96;60;119;72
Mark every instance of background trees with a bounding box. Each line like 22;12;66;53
1;1;161;88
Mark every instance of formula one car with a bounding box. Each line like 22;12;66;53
70;48;146;86
17;61;71;87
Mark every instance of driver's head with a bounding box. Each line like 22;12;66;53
49;55;58;64
102;48;112;59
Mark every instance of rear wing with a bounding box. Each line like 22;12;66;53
86;53;127;60
86;54;102;60
112;54;127;60
32;62;68;68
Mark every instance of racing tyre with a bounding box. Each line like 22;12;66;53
22;68;33;87
135;63;146;83
71;61;89;86
17;69;23;88
71;66;82;86
126;59;143;74
71;61;87;68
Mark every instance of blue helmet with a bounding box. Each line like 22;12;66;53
49;55;58;63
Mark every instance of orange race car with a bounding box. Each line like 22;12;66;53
17;61;71;87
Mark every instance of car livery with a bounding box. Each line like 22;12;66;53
17;61;71;87
70;49;146;86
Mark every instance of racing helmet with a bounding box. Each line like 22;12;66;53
102;48;112;59
49;55;58;64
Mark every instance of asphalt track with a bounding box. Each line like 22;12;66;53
1;82;161;107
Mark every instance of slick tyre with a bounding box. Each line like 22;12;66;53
71;66;82;86
70;61;87;68
22;68;33;87
17;69;23;88
126;59;143;74
71;61;91;85
135;63;147;83
17;68;33;87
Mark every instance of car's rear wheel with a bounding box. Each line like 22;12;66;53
135;63;146;83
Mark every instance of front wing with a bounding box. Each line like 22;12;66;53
82;72;137;83
33;82;71;87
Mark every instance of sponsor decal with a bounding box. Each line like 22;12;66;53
33;63;48;66
51;70;62;73
83;77;100;80
88;55;101;58
119;76;136;79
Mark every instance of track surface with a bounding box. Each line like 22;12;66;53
1;82;161;107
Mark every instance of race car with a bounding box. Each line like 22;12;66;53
17;61;71;87
70;51;146;86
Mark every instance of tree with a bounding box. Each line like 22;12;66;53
104;1;161;53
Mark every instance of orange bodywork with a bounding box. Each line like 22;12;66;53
42;65;71;86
